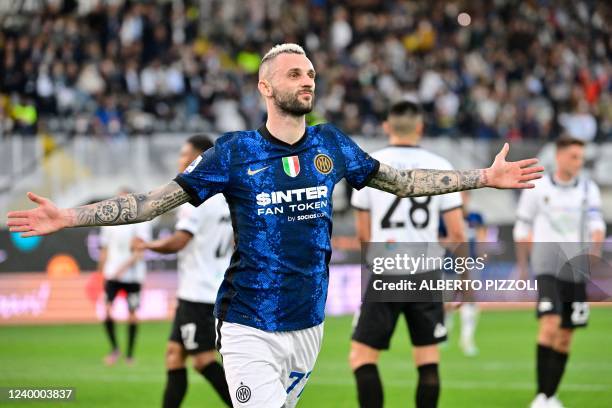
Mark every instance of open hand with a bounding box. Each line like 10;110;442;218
485;143;544;189
7;192;69;237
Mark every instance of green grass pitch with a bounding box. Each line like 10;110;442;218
1;309;611;407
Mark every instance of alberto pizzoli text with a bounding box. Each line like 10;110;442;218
372;279;538;292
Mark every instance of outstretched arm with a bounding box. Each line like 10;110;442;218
367;143;543;197
7;181;190;237
369;165;487;197
133;230;193;254
68;181;189;226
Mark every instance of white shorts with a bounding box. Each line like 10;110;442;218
216;320;324;408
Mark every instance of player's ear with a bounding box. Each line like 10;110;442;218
258;79;272;97
415;120;424;134
382;121;390;135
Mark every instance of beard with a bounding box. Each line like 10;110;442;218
272;87;314;116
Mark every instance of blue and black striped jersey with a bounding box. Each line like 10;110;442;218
175;123;379;331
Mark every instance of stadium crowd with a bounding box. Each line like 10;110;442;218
0;0;610;140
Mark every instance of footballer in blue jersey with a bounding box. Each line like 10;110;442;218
8;43;544;408
174;123;378;332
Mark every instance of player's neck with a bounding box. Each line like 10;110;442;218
389;134;420;146
265;107;306;145
554;169;577;184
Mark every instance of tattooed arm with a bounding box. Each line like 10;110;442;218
67;182;189;226
7;181;190;237
367;143;544;197
368;164;487;197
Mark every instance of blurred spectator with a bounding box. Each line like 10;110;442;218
0;0;609;139
11;95;38;135
331;7;352;52
559;99;598;142
93;95;125;139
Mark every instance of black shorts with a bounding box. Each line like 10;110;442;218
169;299;216;354
104;280;142;312
536;275;589;329
352;301;447;349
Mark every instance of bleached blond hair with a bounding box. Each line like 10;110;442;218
259;43;307;79
261;43;306;65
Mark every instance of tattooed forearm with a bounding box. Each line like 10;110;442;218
368;163;489;197
65;181;190;227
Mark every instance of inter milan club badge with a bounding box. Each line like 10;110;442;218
282;155;300;177
314;154;333;174
236;383;251;403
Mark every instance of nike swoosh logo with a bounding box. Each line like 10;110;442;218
247;166;270;176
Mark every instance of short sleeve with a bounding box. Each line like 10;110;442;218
513;187;538;240
175;205;206;236
440;193;463;213
99;227;110;247
586;181;605;233
351;187;371;211
135;222;152;241
174;139;230;206
329;125;380;190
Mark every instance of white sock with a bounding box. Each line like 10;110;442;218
445;309;455;334
460;303;479;345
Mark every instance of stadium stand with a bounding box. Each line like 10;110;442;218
0;0;609;139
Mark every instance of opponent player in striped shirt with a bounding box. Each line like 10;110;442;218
8;44;543;407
